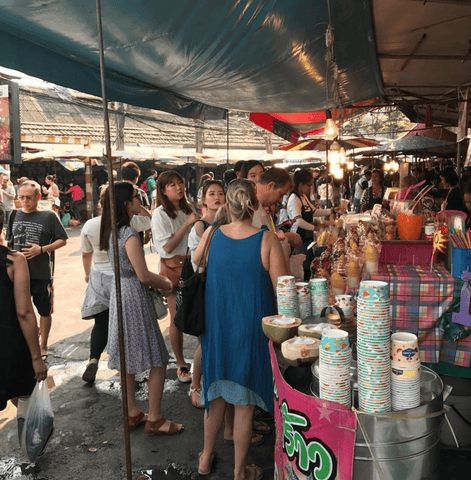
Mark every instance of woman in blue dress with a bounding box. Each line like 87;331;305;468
195;179;288;480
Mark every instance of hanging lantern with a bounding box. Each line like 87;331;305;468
339;147;347;165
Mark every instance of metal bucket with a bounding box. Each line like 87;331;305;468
353;369;443;480
288;363;444;480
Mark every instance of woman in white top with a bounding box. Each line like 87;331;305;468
42;175;61;212
318;175;333;208
80;187;113;384
187;180;225;408
151;171;201;383
287;169;331;280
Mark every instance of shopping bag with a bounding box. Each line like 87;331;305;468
19;381;54;462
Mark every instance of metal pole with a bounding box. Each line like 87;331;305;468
95;1;133;479
226;111;230;167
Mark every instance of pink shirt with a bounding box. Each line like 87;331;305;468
69;185;82;201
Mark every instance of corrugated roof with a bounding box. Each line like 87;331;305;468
18;86;274;150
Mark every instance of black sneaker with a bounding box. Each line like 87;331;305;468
82;362;98;383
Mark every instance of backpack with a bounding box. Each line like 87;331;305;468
139;180;148;193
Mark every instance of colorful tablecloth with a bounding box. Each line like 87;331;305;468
370;264;471;367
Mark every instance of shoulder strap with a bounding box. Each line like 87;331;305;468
198;225;220;276
6;209;17;248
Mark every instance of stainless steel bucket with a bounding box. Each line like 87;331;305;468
308;363;444;480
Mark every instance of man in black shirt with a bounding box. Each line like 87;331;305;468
7;180;68;357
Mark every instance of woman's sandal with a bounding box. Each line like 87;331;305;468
198;451;215;476
253;420;272;435
224;432;264;446
188;387;205;409
245;464;264;480
144;417;184;436
128;411;148;431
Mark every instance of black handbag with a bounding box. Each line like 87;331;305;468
175;250;194;312
173;225;219;336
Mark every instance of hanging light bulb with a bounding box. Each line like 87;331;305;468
384;162;390;172
339;147;347;165
391;161;399;172
330;140;341;152
329;150;340;164
324;109;338;140
330;163;343;180
347;160;355;171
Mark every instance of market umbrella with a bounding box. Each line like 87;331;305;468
278;137;378;151
377;135;454;154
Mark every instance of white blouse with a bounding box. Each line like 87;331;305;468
151;206;190;259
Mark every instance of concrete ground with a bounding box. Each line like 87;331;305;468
1;225;470;480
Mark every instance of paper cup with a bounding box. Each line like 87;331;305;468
321;329;350;353
391;332;419;364
359;281;389;302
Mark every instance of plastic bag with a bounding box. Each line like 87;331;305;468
290;254;306;281
19;381;54;462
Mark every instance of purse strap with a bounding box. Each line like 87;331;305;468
197;224;220;276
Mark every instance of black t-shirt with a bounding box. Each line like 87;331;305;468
9;210;68;280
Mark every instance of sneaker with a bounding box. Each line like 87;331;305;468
177;366;191;383
82;361;99;383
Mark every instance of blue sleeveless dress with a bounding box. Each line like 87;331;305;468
201;226;275;413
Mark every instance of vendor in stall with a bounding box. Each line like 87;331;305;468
287;169;331;280
439;167;468;214
360;169;387;213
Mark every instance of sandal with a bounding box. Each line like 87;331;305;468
245;464;264;480
144;416;184;436
128;411;148;431
177;366;191;383
188;387;205;409
224;432;264;446
253;420;272;435
198;451;215;476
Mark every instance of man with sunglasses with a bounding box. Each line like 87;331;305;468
7;180;68;358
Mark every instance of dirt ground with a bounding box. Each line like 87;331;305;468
0;226;275;480
1;225;471;480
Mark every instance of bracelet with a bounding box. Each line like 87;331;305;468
40;246;43;254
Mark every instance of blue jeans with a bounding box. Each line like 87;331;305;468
72;199;82;221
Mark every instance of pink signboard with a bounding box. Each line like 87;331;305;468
269;341;357;480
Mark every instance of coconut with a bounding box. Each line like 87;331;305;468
298;323;339;340
281;336;321;366
261;315;301;343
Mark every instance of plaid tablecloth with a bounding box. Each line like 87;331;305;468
370;264;471;367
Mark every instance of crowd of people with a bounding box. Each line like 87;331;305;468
2;157;471;479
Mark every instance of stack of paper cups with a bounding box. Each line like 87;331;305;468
296;282;311;319
319;329;352;407
277;276;299;317
357;280;391;413
309;278;329;316
390;332;421;411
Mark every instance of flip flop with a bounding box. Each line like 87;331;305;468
198;451;215;476
253;420;272;435
224;432;264;446
245;464;264;480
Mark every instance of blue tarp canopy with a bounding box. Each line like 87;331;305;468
0;0;383;120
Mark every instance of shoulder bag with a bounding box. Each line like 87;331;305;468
173;225;219;336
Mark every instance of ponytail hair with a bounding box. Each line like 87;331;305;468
225;179;259;221
46;174;57;183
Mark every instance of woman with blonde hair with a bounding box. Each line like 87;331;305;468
195;179;288;480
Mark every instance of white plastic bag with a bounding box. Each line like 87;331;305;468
290;254;306;281
19;381;54;462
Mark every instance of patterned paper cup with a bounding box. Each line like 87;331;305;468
391;332;420;364
309;278;328;293
321;329;350;353
358;281;389;302
277;275;296;289
335;295;354;316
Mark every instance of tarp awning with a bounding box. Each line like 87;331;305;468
0;1;383;120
